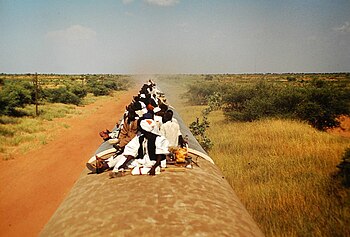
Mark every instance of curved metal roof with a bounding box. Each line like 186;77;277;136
40;85;264;237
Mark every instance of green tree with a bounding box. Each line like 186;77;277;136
0;81;32;115
44;87;81;105
296;80;350;130
69;85;87;98
221;80;350;130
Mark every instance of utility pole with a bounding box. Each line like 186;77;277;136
34;72;39;116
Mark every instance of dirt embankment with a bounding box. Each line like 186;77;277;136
0;88;138;237
328;116;350;138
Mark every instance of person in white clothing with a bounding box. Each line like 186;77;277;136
106;118;169;177
153;107;163;131
160;110;185;148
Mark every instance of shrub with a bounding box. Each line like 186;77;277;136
104;80;119;90
69;85;87;98
0;81;32;115
222;84;254;114
186;83;213;105
221;80;350;130
185;81;233;105
295;80;350;130
189;113;213;152
287;76;297;82
186;79;350;130
91;85;110;96
44;87;82;105
207;92;222;111
86;79;112;96
273;86;305;117
223;81;279;121
205;75;214;81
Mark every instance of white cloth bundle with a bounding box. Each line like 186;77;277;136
131;166;161;175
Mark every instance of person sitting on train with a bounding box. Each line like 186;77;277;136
153;106;164;131
89;119;169;177
116;106;139;150
112;118;169;177
160;110;186;148
98;101;139;144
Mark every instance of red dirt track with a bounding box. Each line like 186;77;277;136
0;88;138;237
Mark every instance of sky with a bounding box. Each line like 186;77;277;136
0;0;349;74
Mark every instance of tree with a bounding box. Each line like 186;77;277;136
0;81;32;115
44;87;82;105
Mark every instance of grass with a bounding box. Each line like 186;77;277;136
0;91;127;159
2;74;349;235
155;76;350;237
205;111;350;236
0;102;78;157
179;107;350;236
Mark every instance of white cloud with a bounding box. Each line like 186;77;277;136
122;0;134;5
45;25;96;43
333;21;350;34
144;0;179;7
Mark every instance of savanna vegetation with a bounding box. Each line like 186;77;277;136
0;73;132;159
155;73;350;237
0;73;132;116
1;72;350;235
185;73;350;131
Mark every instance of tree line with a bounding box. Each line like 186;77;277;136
186;79;350;131
0;75;131;116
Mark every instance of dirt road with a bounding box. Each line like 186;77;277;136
0;88;138;237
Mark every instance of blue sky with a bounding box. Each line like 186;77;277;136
0;0;349;74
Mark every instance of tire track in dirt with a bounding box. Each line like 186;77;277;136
0;87;139;237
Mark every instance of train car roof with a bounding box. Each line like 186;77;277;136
40;85;264;237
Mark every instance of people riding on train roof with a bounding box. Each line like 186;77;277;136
88;118;170;177
160;110;186;148
116;106;139;149
89;81;174;177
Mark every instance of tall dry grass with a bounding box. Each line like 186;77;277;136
0;103;79;159
0;92;123;160
155;78;350;236
187;107;350;236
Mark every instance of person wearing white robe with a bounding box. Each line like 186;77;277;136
107;119;169;177
160;110;182;148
